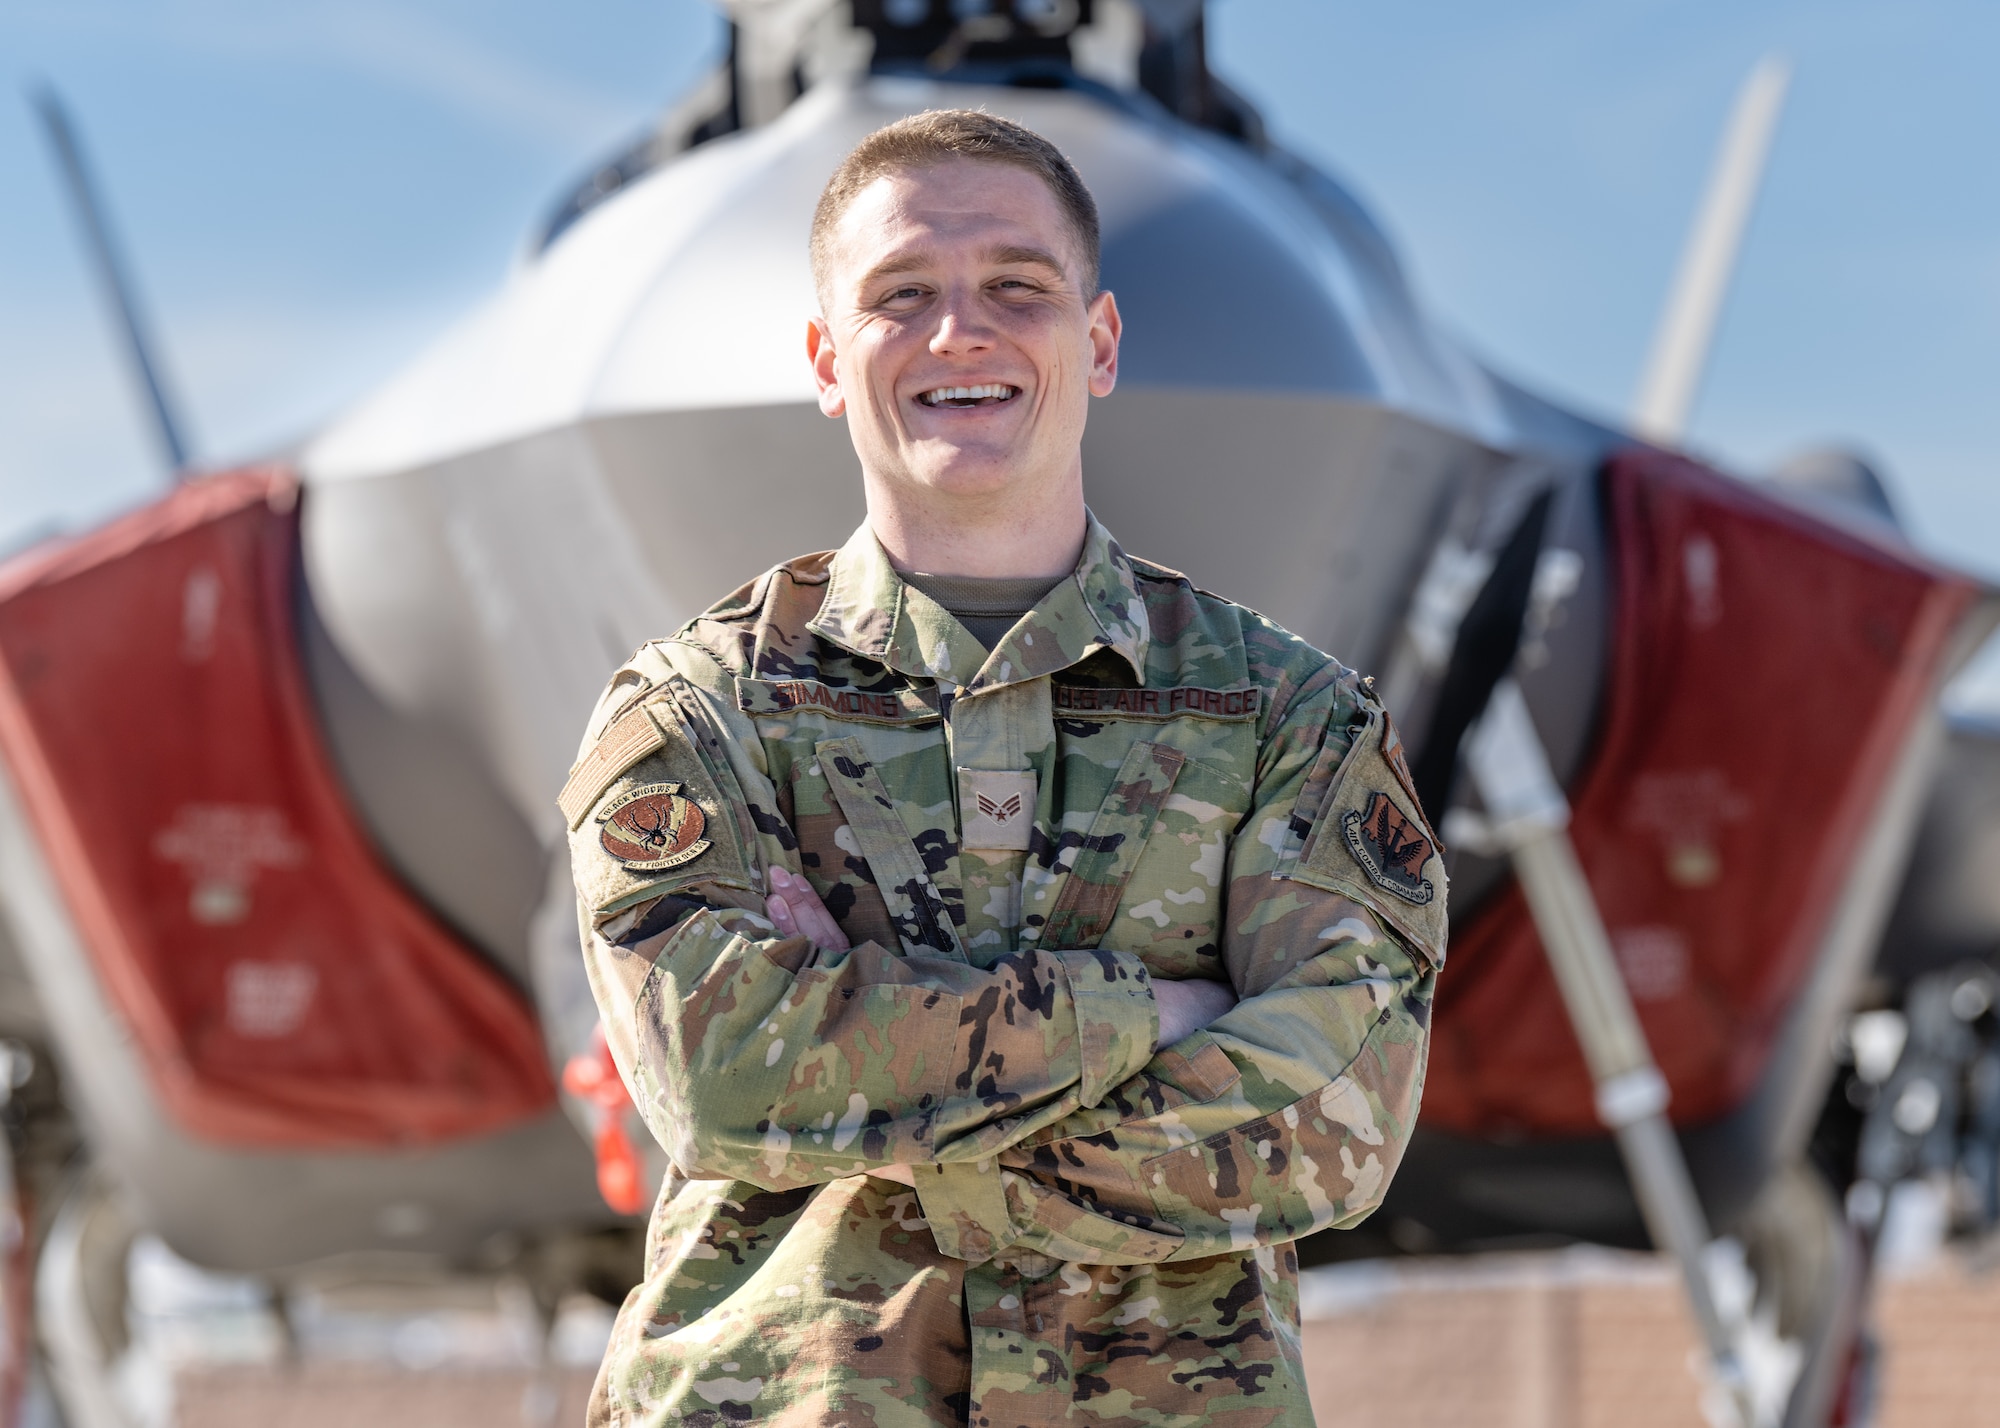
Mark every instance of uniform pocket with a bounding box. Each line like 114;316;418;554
815;736;965;962
1151;1035;1243;1102
1035;740;1186;950
1095;750;1251;978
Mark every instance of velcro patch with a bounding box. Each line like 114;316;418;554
559;703;665;829
1341;791;1437;906
568;687;757;917
736;677;939;725
598;782;711;870
1050;684;1260;722
1293;709;1448;969
959;768;1036;851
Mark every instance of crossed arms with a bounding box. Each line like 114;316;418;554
575;665;1438;1265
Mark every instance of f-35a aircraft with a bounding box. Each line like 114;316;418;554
13;4;2000;1426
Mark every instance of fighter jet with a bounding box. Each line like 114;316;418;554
11;4;1998;1426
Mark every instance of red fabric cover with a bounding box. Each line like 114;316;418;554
0;469;554;1146
1424;449;1976;1136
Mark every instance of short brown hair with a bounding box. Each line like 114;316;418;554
810;109;1101;304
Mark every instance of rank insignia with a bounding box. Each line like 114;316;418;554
1342;791;1436;906
958;767;1036;851
598;782;711;870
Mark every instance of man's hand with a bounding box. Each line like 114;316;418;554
766;867;914;1186
1155;978;1238;1047
764;866;850;952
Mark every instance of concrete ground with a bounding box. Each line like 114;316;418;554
173;1365;599;1428
158;1248;2000;1426
1299;1248;2000;1428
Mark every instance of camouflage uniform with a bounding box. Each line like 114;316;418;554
564;515;1445;1426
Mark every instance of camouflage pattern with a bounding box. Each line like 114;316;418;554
565;515;1444;1426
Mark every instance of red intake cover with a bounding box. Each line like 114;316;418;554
1423;449;1975;1135
0;469;554;1146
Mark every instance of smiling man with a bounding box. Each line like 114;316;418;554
564;110;1445;1427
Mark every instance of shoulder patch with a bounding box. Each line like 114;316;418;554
1341;793;1437;905
559;702;665;830
597;782;711;869
566;686;757;917
1293;709;1448;968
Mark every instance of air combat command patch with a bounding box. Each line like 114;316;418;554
1342;790;1437;906
1293;707;1448;970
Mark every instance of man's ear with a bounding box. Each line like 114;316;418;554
1087;289;1121;399
806;317;845;418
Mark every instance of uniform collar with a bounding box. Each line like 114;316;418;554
808;511;1151;692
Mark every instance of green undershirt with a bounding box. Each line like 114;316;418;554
901;570;1068;652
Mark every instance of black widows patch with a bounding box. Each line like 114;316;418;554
598;782;712;870
1341;791;1436;906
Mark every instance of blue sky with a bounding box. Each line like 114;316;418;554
3;1;1996;581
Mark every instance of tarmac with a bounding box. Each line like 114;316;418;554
113;1243;2000;1426
1296;1245;2000;1428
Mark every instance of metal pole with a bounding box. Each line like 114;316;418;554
1465;680;1755;1428
30;86;192;476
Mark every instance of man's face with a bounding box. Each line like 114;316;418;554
808;158;1120;513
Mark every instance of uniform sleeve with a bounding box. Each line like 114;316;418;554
566;652;1160;1194
907;669;1444;1265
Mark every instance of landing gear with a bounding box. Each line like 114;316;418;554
1732;1163;1875;1428
28;1167;640;1428
36;1171;136;1428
